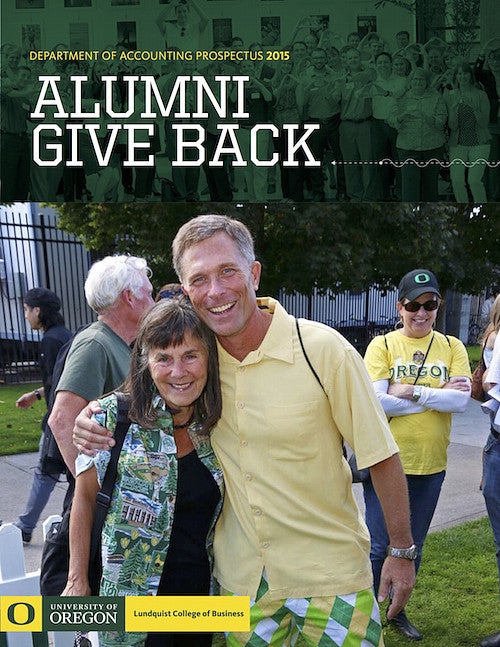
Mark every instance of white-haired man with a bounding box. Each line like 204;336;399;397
49;255;154;477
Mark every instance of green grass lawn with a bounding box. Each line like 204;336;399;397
468;344;483;371
0;383;45;454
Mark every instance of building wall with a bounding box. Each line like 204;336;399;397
3;0;415;56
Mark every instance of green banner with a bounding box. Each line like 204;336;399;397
42;597;125;632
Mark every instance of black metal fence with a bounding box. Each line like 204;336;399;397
0;204;94;384
280;288;487;353
279;288;401;354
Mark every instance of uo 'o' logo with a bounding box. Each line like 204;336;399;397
0;597;43;632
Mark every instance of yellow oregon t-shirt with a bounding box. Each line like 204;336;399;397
364;330;471;475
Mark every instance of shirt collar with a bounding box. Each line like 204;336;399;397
217;296;294;366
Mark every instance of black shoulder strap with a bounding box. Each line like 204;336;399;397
295;318;326;394
90;392;131;563
295;318;351;459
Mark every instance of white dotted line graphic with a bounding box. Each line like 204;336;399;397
330;158;500;168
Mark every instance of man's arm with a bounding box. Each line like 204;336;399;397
190;0;209;33
155;6;170;36
48;391;89;477
61;466;99;597
369;453;416;619
73;401;115;455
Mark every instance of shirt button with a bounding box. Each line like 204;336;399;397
245;473;252;481
237;401;244;409
254;508;262;516
241;440;248;447
262;541;270;549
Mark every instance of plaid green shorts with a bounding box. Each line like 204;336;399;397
222;574;384;647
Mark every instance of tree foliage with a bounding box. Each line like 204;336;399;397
52;202;499;298
373;0;480;56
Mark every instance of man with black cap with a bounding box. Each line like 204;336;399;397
14;288;72;542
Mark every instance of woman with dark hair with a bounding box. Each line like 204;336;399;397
364;269;471;641
444;62;490;202
62;297;224;647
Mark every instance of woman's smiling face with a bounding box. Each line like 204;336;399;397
397;292;439;338
148;330;208;413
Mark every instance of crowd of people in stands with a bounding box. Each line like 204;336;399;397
2;8;499;203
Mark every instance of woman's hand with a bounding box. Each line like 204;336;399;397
443;376;471;392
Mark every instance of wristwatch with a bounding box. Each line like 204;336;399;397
34;389;42;400
412;385;423;402
387;544;418;560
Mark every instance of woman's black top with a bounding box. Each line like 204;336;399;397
157;449;221;596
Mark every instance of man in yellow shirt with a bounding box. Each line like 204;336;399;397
74;215;415;646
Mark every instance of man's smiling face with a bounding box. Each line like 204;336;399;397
180;232;261;341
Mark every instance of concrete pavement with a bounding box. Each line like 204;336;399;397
0;398;491;575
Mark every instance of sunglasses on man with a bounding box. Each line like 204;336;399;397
402;300;439;312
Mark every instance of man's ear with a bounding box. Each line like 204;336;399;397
251;261;262;291
121;289;135;308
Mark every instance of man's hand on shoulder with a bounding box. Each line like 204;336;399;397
73;401;115;455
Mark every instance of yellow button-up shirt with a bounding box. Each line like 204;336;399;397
212;297;398;600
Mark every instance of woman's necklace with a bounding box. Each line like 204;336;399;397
173;414;194;430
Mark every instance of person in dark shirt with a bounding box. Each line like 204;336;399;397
14;288;72;542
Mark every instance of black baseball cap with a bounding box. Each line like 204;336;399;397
398;269;441;302
24;287;61;312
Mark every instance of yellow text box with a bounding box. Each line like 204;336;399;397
126;596;250;632
0;596;43;632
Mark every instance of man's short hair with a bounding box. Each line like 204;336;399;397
172;215;255;282
84;255;151;314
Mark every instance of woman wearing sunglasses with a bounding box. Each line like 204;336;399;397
363;269;471;641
